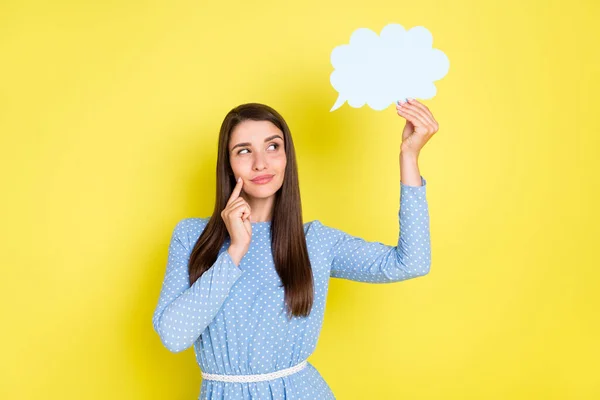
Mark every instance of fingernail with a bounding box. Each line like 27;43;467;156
398;99;405;105
237;177;241;182
407;97;414;102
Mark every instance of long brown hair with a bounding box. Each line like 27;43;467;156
187;103;314;319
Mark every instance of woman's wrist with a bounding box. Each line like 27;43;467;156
400;151;422;186
227;245;247;266
400;150;419;162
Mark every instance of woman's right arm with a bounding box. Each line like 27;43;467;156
151;218;244;353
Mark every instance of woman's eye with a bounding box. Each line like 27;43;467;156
237;143;279;155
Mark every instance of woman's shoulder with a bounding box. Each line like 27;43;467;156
303;219;355;243
170;217;210;250
173;217;209;232
304;219;336;239
305;219;331;231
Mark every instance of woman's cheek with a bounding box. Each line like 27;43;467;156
230;160;244;174
273;152;286;164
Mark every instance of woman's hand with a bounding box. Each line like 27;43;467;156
395;98;439;157
221;177;252;258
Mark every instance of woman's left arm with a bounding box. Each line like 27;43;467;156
325;98;439;283
325;175;430;283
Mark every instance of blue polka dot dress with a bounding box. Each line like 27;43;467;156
152;176;431;399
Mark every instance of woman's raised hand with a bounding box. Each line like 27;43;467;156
222;177;252;260
395;98;439;157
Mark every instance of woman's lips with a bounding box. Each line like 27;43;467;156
251;175;274;184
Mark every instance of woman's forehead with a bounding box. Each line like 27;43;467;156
230;120;282;141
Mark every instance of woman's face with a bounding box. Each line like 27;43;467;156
228;119;286;199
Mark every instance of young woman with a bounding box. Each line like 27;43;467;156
152;100;438;399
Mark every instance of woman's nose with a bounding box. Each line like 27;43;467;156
253;153;267;169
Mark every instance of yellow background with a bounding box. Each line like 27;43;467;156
1;0;598;398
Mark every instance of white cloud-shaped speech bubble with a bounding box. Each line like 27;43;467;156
330;23;449;112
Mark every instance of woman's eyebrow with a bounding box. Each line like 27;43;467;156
230;135;283;151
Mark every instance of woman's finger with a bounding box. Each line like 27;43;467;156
406;99;438;127
397;102;432;127
226;177;244;206
396;108;417;125
231;202;251;219
397;105;429;128
229;197;251;213
396;107;419;125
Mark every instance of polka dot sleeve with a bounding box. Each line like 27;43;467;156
321;175;431;283
152;218;244;353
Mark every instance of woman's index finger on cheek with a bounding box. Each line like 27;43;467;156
227;177;244;205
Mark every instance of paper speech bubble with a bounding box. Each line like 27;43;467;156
330;23;449;111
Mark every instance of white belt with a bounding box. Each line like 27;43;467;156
201;360;308;383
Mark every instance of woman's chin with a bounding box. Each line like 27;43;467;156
246;185;280;198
